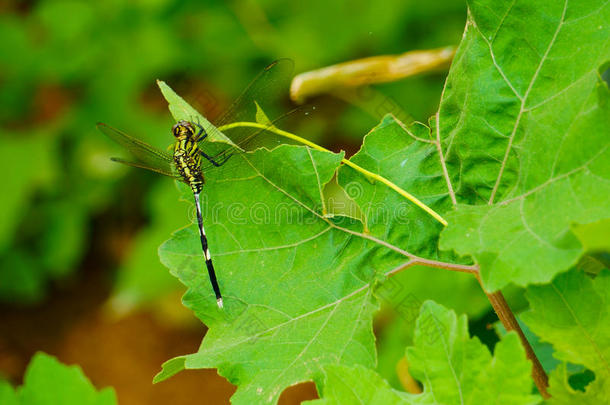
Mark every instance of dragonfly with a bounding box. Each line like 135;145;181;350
97;60;299;309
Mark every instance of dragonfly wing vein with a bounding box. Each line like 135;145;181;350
110;157;179;179
197;59;295;170
98;123;176;177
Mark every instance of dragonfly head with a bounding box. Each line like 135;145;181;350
172;120;196;139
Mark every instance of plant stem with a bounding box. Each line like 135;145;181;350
218;121;448;226
386;259;478;276
474;273;550;398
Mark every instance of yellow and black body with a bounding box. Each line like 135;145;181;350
170;120;223;308
97;119;224;308
97;59;294;310
172;120;205;194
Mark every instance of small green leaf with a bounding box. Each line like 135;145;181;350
153;356;187;384
306;364;410;405
406;301;540;404
522;269;610;401
255;101;273;127
311;301;540;404
8;352;117;405
572;218;610;253
0;381;18;405
156;80;239;148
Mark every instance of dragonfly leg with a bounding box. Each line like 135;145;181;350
200;150;233;167
192;121;207;141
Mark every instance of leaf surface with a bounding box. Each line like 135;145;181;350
438;0;610;290
157;80;238;148
1;352;116;405
309;301;540;405
155;141;383;404
154;66;472;403
522;269;610;402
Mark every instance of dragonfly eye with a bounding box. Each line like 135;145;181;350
172;120;195;138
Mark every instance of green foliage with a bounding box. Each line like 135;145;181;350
153;0;610;402
3;0;609;403
0;352;116;405
154;81;484;403
339;118;448;259
336;115;489;315
0;381;18;405
307;364;411;405
495;317;582;378
110;180;188;309
374;266;493;390
438;0;610;291
154;143;383;404
0;133;58;302
522;269;610;402
0;0;464;306
406;301;539;404
309;301;540;404
157;80;236;147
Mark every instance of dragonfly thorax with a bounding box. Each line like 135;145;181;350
171;121;204;193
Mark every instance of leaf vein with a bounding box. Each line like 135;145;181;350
488;0;568;204
550;281;610;375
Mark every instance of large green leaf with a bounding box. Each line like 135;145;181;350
337;116;451;260
336;114;488;314
438;0;610;290
155;143;383;404
309;301;540;405
0;352;116;405
522;269;610;403
154;68;474;402
152;1;610;399
153;105;486;402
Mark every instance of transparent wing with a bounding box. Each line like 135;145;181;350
198;104;316;173
97;123;178;178
110;157;181;179
196;59;295;158
215;59;295;130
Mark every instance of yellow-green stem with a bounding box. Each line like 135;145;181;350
218;121;448;226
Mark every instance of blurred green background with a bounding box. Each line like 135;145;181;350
0;0;484;403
